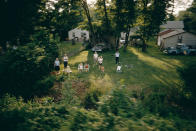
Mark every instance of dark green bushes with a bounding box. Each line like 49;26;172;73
0;30;59;99
0;94;68;131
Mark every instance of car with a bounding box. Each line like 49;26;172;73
176;43;196;55
164;47;178;54
164;43;196;55
120;39;125;44
91;43;106;52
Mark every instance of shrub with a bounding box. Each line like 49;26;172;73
82;89;102;110
0;94;69;131
0;30;59;99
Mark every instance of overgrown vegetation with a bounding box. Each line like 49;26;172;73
0;30;59;99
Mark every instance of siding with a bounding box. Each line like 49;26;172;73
68;28;89;41
163;32;196;48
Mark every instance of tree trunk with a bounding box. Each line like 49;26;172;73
103;0;110;30
141;38;147;52
81;0;96;46
123;26;131;51
116;36;120;50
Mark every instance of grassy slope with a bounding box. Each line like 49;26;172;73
56;41;196;130
61;41;196;93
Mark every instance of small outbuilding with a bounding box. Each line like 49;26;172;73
68;28;89;41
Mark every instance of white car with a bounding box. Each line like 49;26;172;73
92;44;106;52
120;39;125;44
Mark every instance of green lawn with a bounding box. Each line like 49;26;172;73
55;41;196;130
59;41;196;95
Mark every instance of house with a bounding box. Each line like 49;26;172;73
158;29;196;49
157;21;195;48
160;21;184;29
120;27;139;39
68;28;89;41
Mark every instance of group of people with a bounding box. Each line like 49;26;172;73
78;63;90;72
54;54;71;75
93;50;121;72
93;52;104;72
53;50;122;75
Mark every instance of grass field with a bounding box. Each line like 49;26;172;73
54;41;196;130
58;41;196;96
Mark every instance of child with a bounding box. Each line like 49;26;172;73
98;56;103;69
84;63;90;72
115;50;120;64
78;63;83;72
93;51;98;65
100;65;105;73
54;58;60;74
116;64;122;72
66;65;72;75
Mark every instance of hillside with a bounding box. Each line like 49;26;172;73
1;41;196;130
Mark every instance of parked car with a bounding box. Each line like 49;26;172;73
176;43;196;55
163;47;178;54
164;43;196;55
92;43;106;52
120;39;125;44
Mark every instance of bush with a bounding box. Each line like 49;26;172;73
175;63;196;118
142;86;172;116
99;88;144;118
0;30;59;99
0;94;69;131
82;89;102;110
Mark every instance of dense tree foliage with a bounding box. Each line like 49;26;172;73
177;0;196;34
136;0;172;51
0;0;41;49
0;30;58;99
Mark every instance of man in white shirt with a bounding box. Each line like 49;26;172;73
115;51;120;64
63;54;68;68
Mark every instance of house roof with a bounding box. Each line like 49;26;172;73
162;29;186;39
160;21;184;29
158;29;174;36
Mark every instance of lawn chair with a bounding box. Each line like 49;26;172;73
78;63;84;72
84;64;90;72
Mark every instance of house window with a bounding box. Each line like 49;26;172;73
72;32;75;38
81;32;86;38
178;36;183;43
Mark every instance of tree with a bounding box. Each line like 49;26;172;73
0;0;42;49
122;0;136;51
136;0;171;52
177;0;196;34
81;0;97;46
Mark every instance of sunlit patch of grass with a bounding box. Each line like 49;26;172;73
69;51;89;65
129;48;182;71
88;73;113;93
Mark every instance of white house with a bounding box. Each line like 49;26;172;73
158;21;196;48
120;27;139;39
68;28;89;41
158;29;196;49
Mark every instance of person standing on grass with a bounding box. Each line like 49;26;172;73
115;50;120;64
98;56;103;69
54;58;60;74
93;51;98;65
63;54;68;68
78;63;84;72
